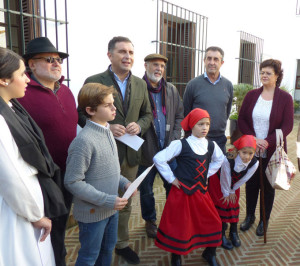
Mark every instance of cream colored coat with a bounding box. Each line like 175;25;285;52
0;112;55;266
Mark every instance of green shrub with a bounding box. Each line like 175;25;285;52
230;83;254;120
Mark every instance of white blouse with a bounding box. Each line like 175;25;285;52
252;95;272;157
153;135;225;183
220;155;259;197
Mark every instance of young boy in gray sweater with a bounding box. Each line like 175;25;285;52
64;83;133;266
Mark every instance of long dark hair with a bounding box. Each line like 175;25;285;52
0;47;22;80
260;59;283;87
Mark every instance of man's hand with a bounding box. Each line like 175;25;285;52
110;124;126;137
126;122;140;135
32;217;52;242
114;197;128;210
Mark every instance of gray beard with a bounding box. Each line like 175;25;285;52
146;71;162;84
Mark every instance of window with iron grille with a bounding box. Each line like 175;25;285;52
237;31;264;88
0;0;69;83
154;0;208;97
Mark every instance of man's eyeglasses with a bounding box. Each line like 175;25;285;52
259;71;274;76
32;56;64;64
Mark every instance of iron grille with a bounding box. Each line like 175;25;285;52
0;0;69;84
154;0;208;97
237;31;264;88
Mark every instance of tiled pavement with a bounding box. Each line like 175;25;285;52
65;118;300;266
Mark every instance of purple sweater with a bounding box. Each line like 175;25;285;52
238;86;294;163
18;75;78;172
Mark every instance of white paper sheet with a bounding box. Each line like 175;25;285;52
122;165;154;199
115;133;144;151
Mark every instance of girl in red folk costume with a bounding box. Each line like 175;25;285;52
209;135;258;250
153;108;224;266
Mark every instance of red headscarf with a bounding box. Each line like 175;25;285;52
233;135;256;150
181;108;210;131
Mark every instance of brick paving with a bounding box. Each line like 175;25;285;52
65;118;300;266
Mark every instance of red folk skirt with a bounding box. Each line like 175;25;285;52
208;173;240;223
155;186;222;255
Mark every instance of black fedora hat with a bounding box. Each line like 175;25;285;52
23;37;68;61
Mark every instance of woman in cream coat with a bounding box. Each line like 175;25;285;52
0;48;66;265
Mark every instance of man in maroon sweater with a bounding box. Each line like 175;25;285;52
18;37;78;266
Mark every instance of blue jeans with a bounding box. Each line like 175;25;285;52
138;160;177;221
76;212;118;266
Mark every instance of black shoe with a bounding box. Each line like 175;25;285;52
115;246;140;264
223;222;228;231
145;220;157;238
202;249;220;266
240;215;255;231
171;253;181;266
256;220;268;236
229;232;241;247
221;235;233;250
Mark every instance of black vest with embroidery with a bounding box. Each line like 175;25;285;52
174;138;214;195
229;157;257;189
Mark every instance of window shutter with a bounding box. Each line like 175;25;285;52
158;4;207;97
237;32;263;88
22;0;41;48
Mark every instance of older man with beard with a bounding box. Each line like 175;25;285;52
138;54;183;239
18;37;78;266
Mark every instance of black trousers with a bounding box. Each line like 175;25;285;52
207;134;227;154
245;158;275;221
50;180;73;266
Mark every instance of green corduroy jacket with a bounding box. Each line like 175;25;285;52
81;67;152;167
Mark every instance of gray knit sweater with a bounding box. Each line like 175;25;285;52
183;74;233;138
64;120;130;223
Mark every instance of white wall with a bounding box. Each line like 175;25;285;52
66;0;300;101
67;0;159;101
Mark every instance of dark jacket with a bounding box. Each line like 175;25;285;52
0;97;67;218
18;75;78;172
238;86;294;163
78;67;152;167
140;82;184;166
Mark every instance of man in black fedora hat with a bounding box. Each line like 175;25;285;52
22;36;69;62
18;37;78;266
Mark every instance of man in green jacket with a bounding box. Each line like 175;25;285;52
78;36;152;265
